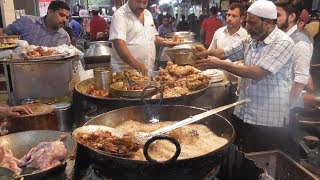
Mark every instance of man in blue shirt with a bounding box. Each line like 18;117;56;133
0;1;71;47
69;19;82;42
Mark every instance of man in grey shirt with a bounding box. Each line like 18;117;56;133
0;1;71;47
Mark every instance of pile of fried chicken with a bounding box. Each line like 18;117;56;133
86;85;109;97
26;46;54;59
113;69;149;83
75;131;140;155
154;61;210;98
0;135;67;175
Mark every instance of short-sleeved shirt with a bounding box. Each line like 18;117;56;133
90;15;107;40
287;25;313;108
224;26;295;127
69;19;82;41
3;15;70;47
109;3;158;72
208;26;248;50
201;17;223;46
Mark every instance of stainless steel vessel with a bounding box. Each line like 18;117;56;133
2;56;76;105
93;67;112;90
83;41;112;69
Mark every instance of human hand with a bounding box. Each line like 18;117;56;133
0;105;33;117
194;56;224;71
163;40;178;48
133;62;148;76
191;47;208;60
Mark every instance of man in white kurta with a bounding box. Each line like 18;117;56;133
109;0;171;75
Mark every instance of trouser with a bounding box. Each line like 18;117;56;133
230;115;301;159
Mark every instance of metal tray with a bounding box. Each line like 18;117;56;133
246;150;319;180
28;53;68;61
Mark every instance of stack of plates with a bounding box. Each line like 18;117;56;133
199;69;224;83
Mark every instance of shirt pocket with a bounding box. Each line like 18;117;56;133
145;24;156;42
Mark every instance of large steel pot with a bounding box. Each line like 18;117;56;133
76;105;235;179
83;41;111;66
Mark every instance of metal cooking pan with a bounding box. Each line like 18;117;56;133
75;78;209;103
0;130;77;179
0;167;21;180
76;105;235;179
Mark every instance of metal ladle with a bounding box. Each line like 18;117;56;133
132;98;251;144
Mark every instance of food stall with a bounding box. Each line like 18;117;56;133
0;29;320;180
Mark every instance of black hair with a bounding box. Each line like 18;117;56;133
274;0;302;23
209;6;218;15
228;2;246;16
48;1;70;11
92;11;99;16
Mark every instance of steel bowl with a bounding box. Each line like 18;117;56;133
109;81;157;98
165;48;195;65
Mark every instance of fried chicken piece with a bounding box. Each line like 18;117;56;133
0;147;22;175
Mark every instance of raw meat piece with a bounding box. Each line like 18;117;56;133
19;137;67;174
0;146;22;175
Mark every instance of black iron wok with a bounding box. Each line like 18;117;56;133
77;105;235;179
0;130;77;180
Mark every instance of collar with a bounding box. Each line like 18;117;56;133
124;2;147;16
286;24;298;37
38;15;65;34
224;26;244;36
124;2;132;13
261;26;278;45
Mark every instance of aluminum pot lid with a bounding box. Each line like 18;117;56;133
53;102;71;109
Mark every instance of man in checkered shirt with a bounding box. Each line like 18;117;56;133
194;0;295;153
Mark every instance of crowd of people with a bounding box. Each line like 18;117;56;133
0;0;319;160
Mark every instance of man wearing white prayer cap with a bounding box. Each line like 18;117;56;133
193;0;296;153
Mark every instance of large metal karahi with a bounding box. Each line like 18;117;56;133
72;105;235;179
73;77;210;126
0;130;77;179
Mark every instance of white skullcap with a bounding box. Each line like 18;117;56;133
90;5;99;11
247;0;277;19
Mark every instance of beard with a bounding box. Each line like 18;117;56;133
278;16;289;30
248;26;268;41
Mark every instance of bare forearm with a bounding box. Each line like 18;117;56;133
155;36;165;46
195;57;269;80
221;61;268;80
290;82;306;105
207;48;226;59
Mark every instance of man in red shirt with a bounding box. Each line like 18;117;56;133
200;6;223;48
90;5;108;41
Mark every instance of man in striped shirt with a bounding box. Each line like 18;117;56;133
0;1;71;47
194;0;295;153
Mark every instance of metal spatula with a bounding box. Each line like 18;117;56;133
132;98;251;144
